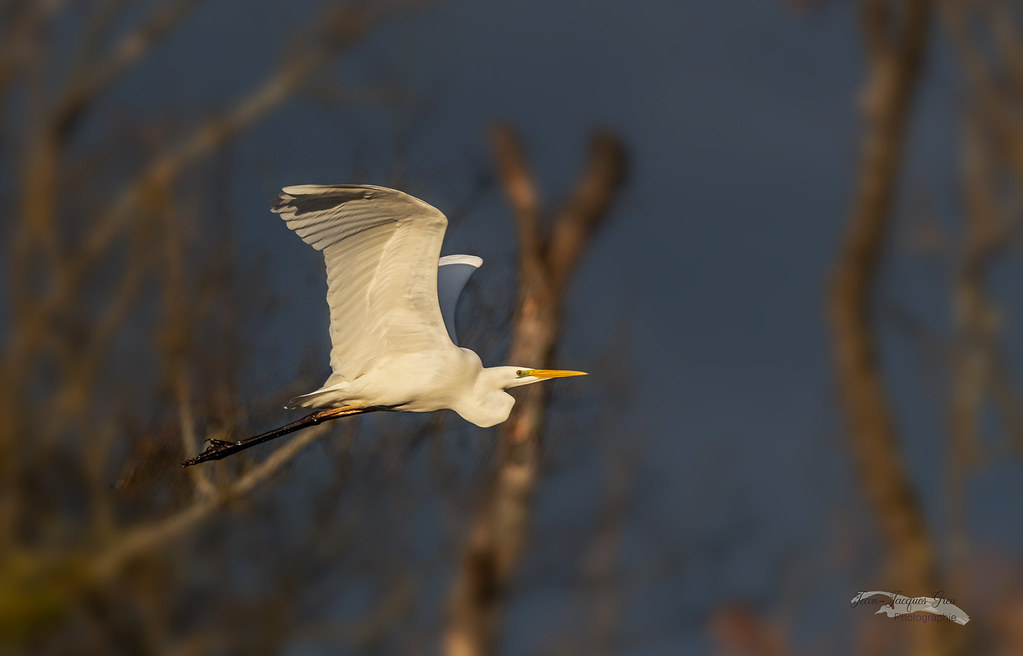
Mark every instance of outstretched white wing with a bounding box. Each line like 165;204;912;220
437;254;482;344
273;184;453;381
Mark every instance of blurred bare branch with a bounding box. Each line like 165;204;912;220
828;2;946;655
53;0;203;141
92;422;334;581
66;5;379;290
0;2;430;652
444;124;627;656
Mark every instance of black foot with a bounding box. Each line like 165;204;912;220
181;438;241;467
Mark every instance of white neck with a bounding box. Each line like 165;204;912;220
451;366;522;428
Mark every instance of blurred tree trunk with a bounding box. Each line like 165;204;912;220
0;3;411;651
828;1;958;655
443;125;626;656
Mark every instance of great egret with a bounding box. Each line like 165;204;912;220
183;184;586;466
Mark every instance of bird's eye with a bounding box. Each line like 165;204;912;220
515;370;525;377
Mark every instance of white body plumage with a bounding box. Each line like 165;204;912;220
272;184;585;428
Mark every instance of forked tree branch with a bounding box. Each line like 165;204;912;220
444;124;627;656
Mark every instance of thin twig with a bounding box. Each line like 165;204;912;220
93;421;336;580
53;0;203;140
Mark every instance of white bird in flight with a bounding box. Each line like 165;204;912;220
185;184;586;465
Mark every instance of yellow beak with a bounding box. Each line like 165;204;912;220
528;369;588;379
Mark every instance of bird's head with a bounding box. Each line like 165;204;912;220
501;366;588;389
460;365;589;427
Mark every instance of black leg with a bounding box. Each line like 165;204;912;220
182;405;387;466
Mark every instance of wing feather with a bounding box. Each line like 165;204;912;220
273;184;452;381
437;255;482;344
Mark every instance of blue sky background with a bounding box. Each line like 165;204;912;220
83;0;1023;651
